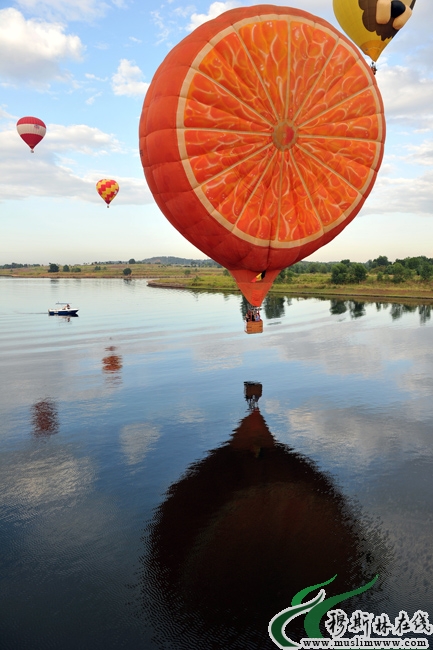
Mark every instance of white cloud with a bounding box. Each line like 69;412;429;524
111;59;149;97
85;92;102;105
173;5;196;19
362;171;433;217
0;123;152;205
0;8;84;87
187;1;239;32
0;105;15;120
85;73;108;82
47;123;125;153
379;65;433;128
150;9;172;44
406;141;433;166
14;0;110;22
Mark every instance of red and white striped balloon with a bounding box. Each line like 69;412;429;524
16;116;46;152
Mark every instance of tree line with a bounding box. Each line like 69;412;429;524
275;255;433;284
3;255;433;285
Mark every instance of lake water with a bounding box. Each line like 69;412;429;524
1;278;433;650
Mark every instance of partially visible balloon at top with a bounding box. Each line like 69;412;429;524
333;0;416;62
16;116;46;152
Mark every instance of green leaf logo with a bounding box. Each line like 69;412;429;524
268;575;378;649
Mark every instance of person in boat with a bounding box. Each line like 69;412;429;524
66;304;70;309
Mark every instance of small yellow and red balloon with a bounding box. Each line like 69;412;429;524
16;116;46;152
96;179;119;207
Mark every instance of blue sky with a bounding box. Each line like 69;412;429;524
1;0;432;265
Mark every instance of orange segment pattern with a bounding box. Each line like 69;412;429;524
198;31;276;124
185;131;272;184
180;14;383;246
238;20;289;120
184;78;272;132
287;23;337;120
201;147;275;225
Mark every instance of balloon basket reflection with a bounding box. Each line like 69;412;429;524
245;320;263;335
244;381;262;410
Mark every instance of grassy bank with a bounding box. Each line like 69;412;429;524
143;267;433;302
2;264;433;302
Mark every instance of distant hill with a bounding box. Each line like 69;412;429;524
140;256;220;267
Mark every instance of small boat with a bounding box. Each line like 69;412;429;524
48;303;79;316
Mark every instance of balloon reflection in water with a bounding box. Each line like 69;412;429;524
102;346;123;382
140;383;389;649
31;399;59;437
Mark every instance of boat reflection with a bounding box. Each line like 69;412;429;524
31;399;59;436
140;383;389;649
60;315;78;322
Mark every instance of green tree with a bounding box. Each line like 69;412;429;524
128;258;136;264
331;263;348;284
392;262;405;283
184;268;191;276
48;263;59;273
62;265;70;272
372;255;389;268
420;262;433;282
348;263;367;284
123;267;132;276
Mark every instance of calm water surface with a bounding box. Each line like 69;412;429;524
1;278;433;650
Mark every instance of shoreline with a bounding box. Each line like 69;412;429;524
3;273;433;304
147;281;433;303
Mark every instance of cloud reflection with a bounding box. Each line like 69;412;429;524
0;450;94;508
120;423;160;466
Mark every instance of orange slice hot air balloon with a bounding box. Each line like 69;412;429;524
96;179;119;207
139;5;385;306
